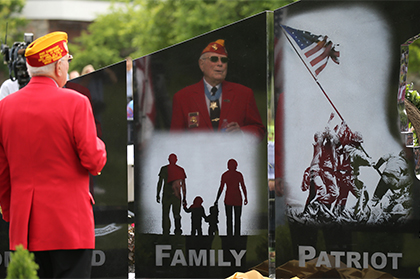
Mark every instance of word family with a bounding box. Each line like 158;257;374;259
156;245;246;267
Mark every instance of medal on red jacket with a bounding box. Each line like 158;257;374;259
188;112;199;128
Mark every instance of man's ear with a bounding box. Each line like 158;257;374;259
198;59;204;72
54;60;62;76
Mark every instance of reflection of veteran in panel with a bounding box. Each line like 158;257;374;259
170;39;265;141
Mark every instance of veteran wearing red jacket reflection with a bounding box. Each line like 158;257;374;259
170;39;265;141
0;32;107;278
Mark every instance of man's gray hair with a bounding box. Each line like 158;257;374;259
26;59;59;77
199;53;208;60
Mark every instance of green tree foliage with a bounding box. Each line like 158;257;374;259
405;83;420;145
0;0;27;78
408;39;420;74
6;245;39;279
0;0;27;44
70;0;295;72
406;83;420;108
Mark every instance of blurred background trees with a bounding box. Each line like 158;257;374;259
0;0;27;79
1;0;420;87
1;0;296;80
408;39;420;93
69;0;295;72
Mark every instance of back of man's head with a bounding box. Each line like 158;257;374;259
168;153;178;164
25;31;69;78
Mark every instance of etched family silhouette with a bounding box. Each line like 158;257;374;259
156;154;248;237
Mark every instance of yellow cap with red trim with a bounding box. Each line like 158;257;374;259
201;39;227;56
25;31;69;67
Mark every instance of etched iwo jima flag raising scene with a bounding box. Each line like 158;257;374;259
278;10;412;226
1;1;420;279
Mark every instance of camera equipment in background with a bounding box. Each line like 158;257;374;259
1;32;34;89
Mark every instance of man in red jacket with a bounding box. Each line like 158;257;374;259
170;39;265;141
0;31;107;278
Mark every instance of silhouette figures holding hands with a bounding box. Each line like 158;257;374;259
183;196;207;236
156;154;187;235
215;159;248;236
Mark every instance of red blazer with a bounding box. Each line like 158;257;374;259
170;79;265;140
0;76;107;251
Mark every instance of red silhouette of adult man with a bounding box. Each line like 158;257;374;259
156;153;187;235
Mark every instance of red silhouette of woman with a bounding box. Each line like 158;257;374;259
215;159;248;236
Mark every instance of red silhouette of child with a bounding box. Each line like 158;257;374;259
183;196;207;236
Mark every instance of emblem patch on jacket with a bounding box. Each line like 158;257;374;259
188;112;199;128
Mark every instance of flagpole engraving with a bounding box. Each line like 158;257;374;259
281;25;343;120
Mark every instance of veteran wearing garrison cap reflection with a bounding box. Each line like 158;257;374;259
170;39;265;141
0;31;107;278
